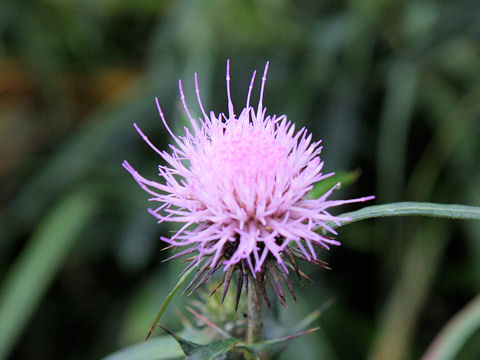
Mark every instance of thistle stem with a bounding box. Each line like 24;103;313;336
247;275;263;344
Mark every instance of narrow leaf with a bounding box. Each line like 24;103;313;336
145;264;197;340
327;202;480;232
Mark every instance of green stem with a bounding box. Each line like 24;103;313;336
247;276;263;344
245;275;269;359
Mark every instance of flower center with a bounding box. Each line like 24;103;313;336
215;125;288;184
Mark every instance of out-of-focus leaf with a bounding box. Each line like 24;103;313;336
422;294;480;360
407;82;480;200
369;220;449;360
376;60;418;202
329;202;480;231
0;188;98;359
278;294;336;360
289;299;334;335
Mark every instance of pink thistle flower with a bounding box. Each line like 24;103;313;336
123;61;374;306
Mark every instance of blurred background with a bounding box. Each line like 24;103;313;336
1;0;480;359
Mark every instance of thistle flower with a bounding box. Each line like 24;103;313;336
123;61;373;308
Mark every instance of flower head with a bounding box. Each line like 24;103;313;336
123;61;373;306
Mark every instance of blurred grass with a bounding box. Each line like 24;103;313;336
0;188;98;358
0;0;479;359
423;294;480;360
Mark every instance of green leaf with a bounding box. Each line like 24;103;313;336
422;294;480;360
329;202;480;231
160;327;238;360
103;327;214;360
159;326;201;355
145;264;198;340
0;189;98;360
186;338;238;360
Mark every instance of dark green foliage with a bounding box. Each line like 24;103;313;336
1;0;480;359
